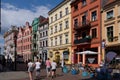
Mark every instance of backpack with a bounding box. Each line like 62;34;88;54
29;63;35;72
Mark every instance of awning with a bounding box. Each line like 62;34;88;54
76;50;98;54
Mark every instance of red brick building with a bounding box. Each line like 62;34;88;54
17;22;32;62
71;0;102;67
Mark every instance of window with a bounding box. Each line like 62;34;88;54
59;35;62;45
82;15;86;25
46;31;48;36
65;34;68;44
51;38;53;46
60;11;62;18
74;5;78;11
33;34;36;39
55;26;57;33
74;19;78;27
107;26;113;42
65;20;69;29
55;14;57;20
46;40;48;47
92;28;97;38
51;28;53;34
65;7;69;15
82;0;87;6
40;42;42;47
107;10;113;19
74;34;78;40
43;41;45;47
82;32;86;38
43;32;45;37
34;44;36;48
55;37;57;46
51;17;53;23
91;11;97;21
59;23;62;31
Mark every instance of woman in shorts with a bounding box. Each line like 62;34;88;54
51;60;57;79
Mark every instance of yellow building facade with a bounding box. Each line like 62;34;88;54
102;0;120;60
48;0;72;64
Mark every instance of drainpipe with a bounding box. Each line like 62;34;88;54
100;0;103;65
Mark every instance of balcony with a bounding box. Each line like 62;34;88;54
31;48;38;52
74;36;91;44
31;39;38;43
74;20;91;31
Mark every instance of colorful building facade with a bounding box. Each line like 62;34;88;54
48;0;72;64
102;0;120;60
31;18;39;60
17;27;24;58
38;17;49;62
71;0;102;67
4;26;18;62
17;22;32;62
31;16;46;61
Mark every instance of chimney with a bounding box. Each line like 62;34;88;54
26;22;29;26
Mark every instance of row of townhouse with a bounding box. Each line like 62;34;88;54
3;16;49;62
3;0;120;67
48;0;120;67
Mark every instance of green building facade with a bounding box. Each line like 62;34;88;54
31;18;39;61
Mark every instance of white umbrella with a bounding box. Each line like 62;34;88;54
76;50;98;54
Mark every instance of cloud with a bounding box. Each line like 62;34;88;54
1;2;50;31
0;2;50;53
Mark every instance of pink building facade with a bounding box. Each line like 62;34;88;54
17;22;32;62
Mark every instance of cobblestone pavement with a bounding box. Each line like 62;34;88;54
0;71;29;80
0;68;92;80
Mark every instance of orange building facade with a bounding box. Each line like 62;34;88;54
17;22;32;62
71;0;102;67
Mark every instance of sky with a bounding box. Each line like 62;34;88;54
0;0;63;54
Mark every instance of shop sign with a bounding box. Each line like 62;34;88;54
88;58;95;63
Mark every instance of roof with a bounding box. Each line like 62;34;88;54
103;0;118;8
40;18;49;25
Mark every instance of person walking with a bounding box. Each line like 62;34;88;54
60;59;64;73
45;58;51;77
35;59;41;79
51;60;57;79
27;59;35;80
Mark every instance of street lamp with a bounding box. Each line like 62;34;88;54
14;35;17;71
